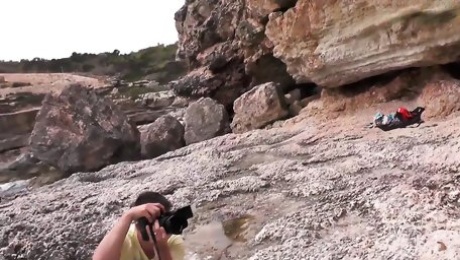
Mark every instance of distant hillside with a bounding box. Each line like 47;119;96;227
0;43;188;84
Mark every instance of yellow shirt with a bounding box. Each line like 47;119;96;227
120;224;185;260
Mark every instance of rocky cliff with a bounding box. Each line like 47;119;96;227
171;0;300;108
172;0;460;105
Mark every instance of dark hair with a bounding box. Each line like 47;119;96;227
132;191;173;229
132;191;173;212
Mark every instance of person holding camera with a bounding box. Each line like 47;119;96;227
92;191;185;260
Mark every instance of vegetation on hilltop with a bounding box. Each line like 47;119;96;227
0;43;188;84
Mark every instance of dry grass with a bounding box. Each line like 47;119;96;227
0;73;108;98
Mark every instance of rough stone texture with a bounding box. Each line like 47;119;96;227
172;0;297;107
29;84;141;174
288;100;303;117
2;113;460;259
231;82;289;133
0;152;65;187
0;153;40;182
0;135;29;153
417;69;460;118
265;1;460;87
135;90;190;111
137;90;176;109
184;97;230;145
0;109;39;161
171;63;249;108
284;88;301;105
0;108;39;141
0;179;29;197
139;115;185;159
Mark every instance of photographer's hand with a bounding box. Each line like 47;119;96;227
151;220;173;260
126;203;165;222
153;220;169;246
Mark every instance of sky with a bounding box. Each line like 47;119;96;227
0;0;185;61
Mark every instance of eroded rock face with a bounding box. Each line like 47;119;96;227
417;68;460;118
171;61;249;108
140;115;185;159
29;84;141;174
317;66;460;118
184;97;230;145
266;1;460;87
231;82;288;133
173;0;297;106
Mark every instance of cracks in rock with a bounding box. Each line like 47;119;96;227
301;154;359;167
333;69;409;97
156;150;192;162
77;173;110;183
233;152;289;169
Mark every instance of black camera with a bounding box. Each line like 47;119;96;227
138;205;193;241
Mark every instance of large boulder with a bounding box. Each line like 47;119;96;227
29;84;141;174
184;97;230;145
139;115;185;159
171;61;250;108
231;82;288;133
265;1;460;88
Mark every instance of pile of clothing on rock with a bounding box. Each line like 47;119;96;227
371;106;425;131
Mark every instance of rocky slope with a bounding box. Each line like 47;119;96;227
1;110;460;259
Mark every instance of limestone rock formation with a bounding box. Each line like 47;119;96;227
139;115;185;159
184;97;230;145
29;84;141;174
170;63;249;108
2;115;460;259
231;82;288;133
174;0;460;103
265;1;460;87
172;0;298;107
